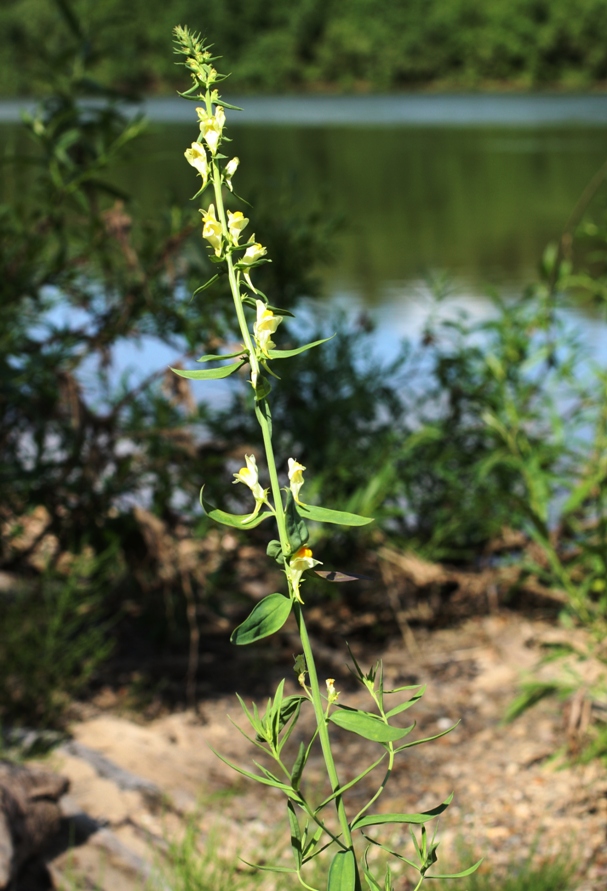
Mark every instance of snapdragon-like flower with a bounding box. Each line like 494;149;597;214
201;204;223;256
232;454;269;522
253;300;282;356
224;157;239;191
227;210;249;244
241;239;267;266
288;458;306;504
288;546;322;603
184;142;208;187
196;105;226;154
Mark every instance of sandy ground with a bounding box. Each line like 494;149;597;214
35;612;607;890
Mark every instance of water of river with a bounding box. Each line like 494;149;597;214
2;94;607;372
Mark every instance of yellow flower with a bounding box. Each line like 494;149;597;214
227;210;249;244
196;105;226;154
184;142;208;186
290;546;317;572
241;239;267;266
288;545;322;603
201;204;223;256
288;458;306;505
253;300;282;356
232;454;268;523
224;157;239;191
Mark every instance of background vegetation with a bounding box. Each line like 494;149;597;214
3;0;607;96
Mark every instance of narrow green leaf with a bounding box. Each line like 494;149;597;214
231;593;292;645
193;273;220;295
329;708;414;743
240;860;297;874
196;348;245;362
317;753;387;810
285;490;309;552
215;99;244;111
303;823;324;859
426;859;483;880
383;683;423;695
210;747;297;795
351;796;453;830
362;849;382;891
171;361;244;380
385;688;426;718
200;487;274;529
393;723;459;752
267;336;334;359
291;741;307;791
288;801;302;869
297;503;374;527
328;849;358;891
277;696;305;752
235;693;264;737
361;835;418;872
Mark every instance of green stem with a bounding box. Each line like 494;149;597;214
205;94;354;869
295;602;353;850
210;158;288;547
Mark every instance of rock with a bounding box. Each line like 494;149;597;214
0;761;68;889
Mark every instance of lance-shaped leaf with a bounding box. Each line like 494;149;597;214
277;696;306;753
362;848;382;891
267;335;334;359
240;860;297;875
329;707;414;743
200;488;273;529
171;360;244;380
425;859;483;880
196;348;246;362
393;722;459;753
193;273;220;295
288;801;303;869
215;99;244;111
351;795;453;831
328;849;359;891
210;747;302;800
385;687;426;718
297;503;374;527
316;753;387;810
290;741;307;791
231;593;293;645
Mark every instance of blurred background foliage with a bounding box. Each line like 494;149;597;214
3;0;607;735
2;0;607;96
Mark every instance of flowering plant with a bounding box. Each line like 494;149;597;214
172;26;478;891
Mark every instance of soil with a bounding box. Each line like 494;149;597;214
22;611;607;891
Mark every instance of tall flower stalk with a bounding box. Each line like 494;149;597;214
172;26;478;891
